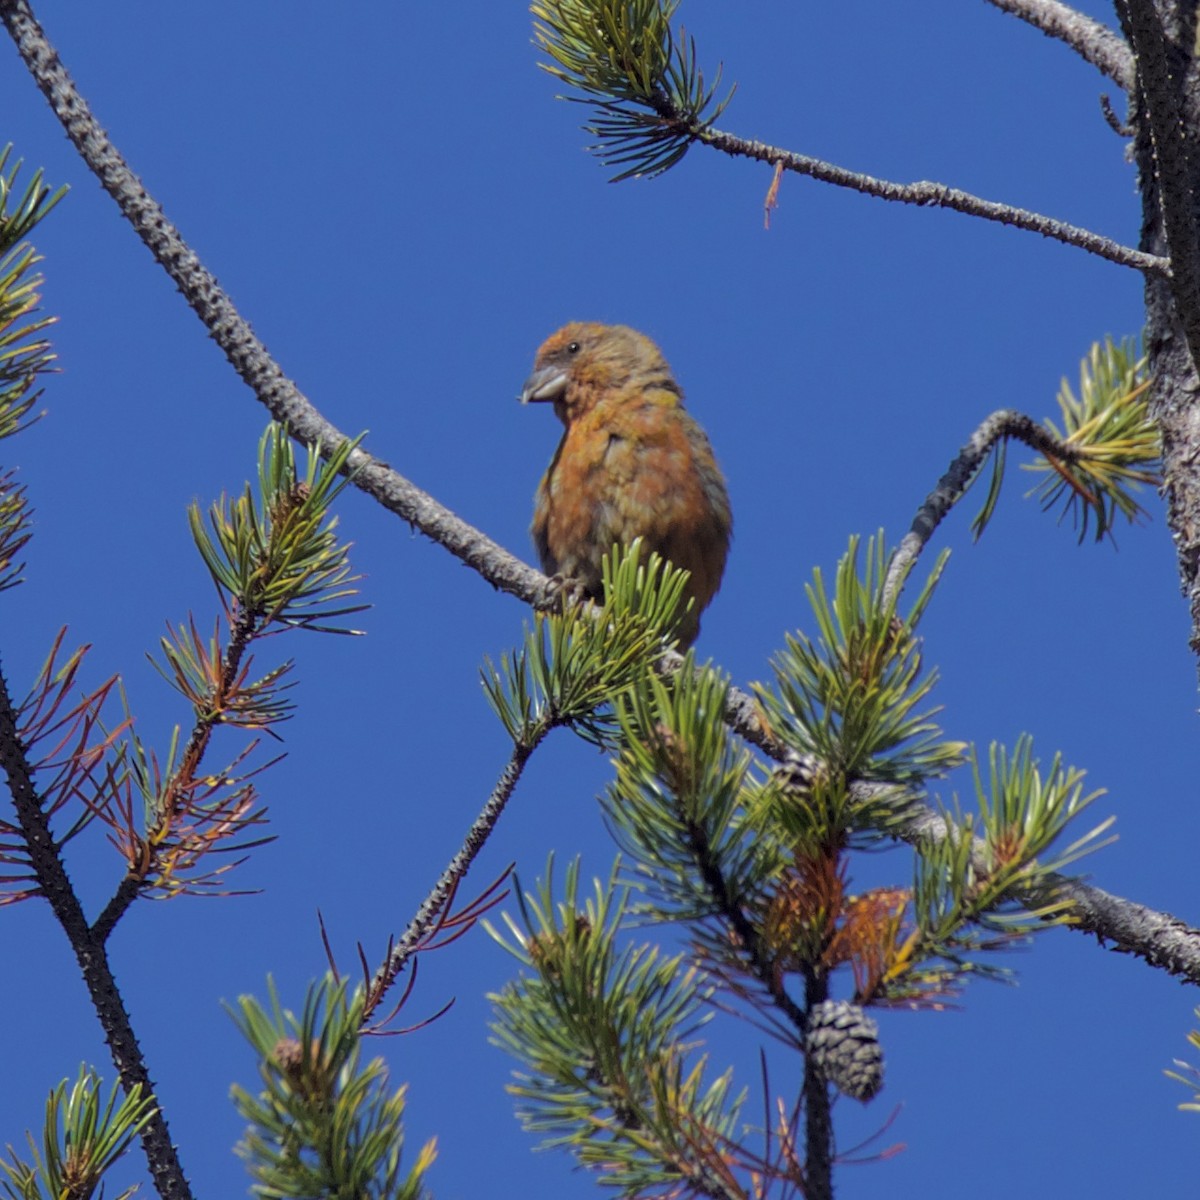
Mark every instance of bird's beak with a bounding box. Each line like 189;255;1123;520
519;365;568;404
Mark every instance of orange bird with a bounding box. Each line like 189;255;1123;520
521;322;732;646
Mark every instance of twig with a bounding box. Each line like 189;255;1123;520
696;122;1166;276
92;604;261;942
365;738;537;1014
882;408;1084;605
682;816;808;1035
0;665;195;1200
982;0;1135;90
1100;92;1133;136
0;0;552;612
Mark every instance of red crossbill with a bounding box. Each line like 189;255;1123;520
521;322;732;646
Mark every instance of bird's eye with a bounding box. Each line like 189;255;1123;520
566;341;581;354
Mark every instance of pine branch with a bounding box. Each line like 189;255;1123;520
883;409;1084;605
4;0;1195;997
91;604;260;943
886;338;1158;603
982;0;1135;90
229;978;435;1200
365;739;537;1015
592;642;1200;985
530;1;1160;271
0;664;195;1200
885;790;1200;976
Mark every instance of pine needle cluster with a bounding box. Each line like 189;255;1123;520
484;536;1111;1194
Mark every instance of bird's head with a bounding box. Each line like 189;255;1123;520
519;322;679;424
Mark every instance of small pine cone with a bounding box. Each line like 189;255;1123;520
271;1036;304;1079
805;1000;883;1102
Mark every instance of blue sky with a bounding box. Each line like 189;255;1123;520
0;2;1195;1197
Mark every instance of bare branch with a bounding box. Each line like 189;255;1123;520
365;739;534;1016
982;0;1135;90
697;122;1166;275
0;0;553;612
883;408;1088;605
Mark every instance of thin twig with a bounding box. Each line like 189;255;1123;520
696;122;1166;275
982;0;1135;90
1100;92;1133;136
0;665;195;1200
882;408;1084;605
683;817;808;1035
92;604;261;942
364;737;538;1016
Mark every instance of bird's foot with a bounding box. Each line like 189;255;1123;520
539;572;591;616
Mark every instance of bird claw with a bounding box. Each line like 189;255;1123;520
543;573;591;615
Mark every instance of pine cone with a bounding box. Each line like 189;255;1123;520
805;999;884;1102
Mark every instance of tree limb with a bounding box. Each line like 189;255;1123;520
0;0;552;613
695;121;1165;275
1116;0;1200;664
982;0;1135;90
365;737;536;1015
0;665;195;1200
1118;0;1200;361
883;408;1090;605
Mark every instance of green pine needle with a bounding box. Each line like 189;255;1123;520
481;539;693;748
229;976;435;1200
487;859;745;1196
756;534;966;798
531;0;734;179
0;146;63;444
1024;335;1159;542
880;736;1113;1002
188;424;367;634
0;1067;154;1200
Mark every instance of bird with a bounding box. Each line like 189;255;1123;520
520;322;732;646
